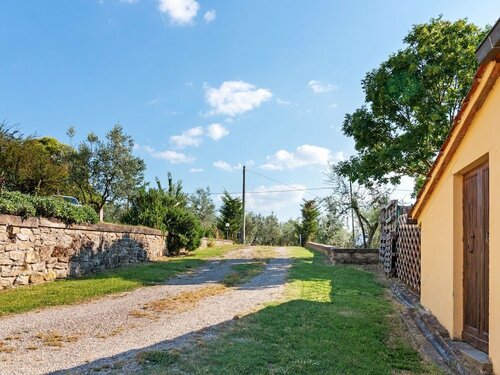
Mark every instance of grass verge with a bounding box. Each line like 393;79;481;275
138;247;440;375
222;260;267;287
0;244;244;317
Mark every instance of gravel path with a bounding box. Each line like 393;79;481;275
0;247;291;375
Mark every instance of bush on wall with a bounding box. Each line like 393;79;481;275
0;191;99;224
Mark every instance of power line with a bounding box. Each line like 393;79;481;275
246;168;320;199
205;187;333;195
188;186;414;196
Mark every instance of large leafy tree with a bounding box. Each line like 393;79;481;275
298;199;320;244
69;124;145;220
0;124;73;195
336;17;488;190
218;192;243;241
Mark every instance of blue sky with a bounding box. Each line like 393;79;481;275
0;0;497;220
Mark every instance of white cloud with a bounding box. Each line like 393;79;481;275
276;98;291;106
148;97;161;105
170;126;204;149
213;159;253;172
120;0;138;3
158;0;199;25
261;145;343;170
137;145;194;163
329;103;338;109
204;9;216;23
213;160;232;171
189;168;204;173
205;80;273;116
206;123;229;140
308;80;337;93
246;184;306;215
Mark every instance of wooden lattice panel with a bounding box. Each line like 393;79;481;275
395;214;421;295
379;200;400;275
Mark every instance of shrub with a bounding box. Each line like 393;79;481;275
0;192;36;218
0;191;98;224
164;206;203;255
207;238;215;248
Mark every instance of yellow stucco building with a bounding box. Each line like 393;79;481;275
410;19;500;372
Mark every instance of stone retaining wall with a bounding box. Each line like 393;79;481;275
198;237;234;248
0;215;166;289
305;242;379;265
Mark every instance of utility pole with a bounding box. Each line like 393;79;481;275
242;165;246;245
349;180;355;246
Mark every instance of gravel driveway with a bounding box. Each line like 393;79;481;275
0;247;291;375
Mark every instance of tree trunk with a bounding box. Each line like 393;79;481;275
99;207;104;222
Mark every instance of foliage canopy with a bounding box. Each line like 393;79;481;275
336;17;488;191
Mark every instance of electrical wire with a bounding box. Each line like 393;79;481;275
246;168;321;198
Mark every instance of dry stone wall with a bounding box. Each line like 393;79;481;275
0;215;166;289
198;238;234;248
305;242;379;265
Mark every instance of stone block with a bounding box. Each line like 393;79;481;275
31;262;46;272
4;243;18;252
16;233;30;241
25;250;39;264
8;266;28;277
9;251;24;262
0;277;15;288
20;228;33;235
0;253;13;265
58;256;70;263
14;275;29;285
55;269;67;279
17;241;34;251
0;266;12;277
44;270;57;281
39;246;53;261
30;273;46;284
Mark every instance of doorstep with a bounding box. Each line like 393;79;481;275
390;279;494;375
450;341;493;375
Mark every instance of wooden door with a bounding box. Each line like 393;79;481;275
463;162;489;352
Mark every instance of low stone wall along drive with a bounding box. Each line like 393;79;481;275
305;242;379;265
0;214;166;289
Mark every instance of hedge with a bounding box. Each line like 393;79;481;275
0;191;99;224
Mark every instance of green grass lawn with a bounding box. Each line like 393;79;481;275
0;244;244;317
139;247;440;375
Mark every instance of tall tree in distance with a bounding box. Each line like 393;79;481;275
68;124;145;220
325;168;390;248
189;187;217;237
298;199;320;244
336;17;488;192
218;192;243;241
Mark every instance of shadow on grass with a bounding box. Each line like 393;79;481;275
53;251;430;375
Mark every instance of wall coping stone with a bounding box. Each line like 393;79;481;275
0;214;163;235
305;242;378;253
